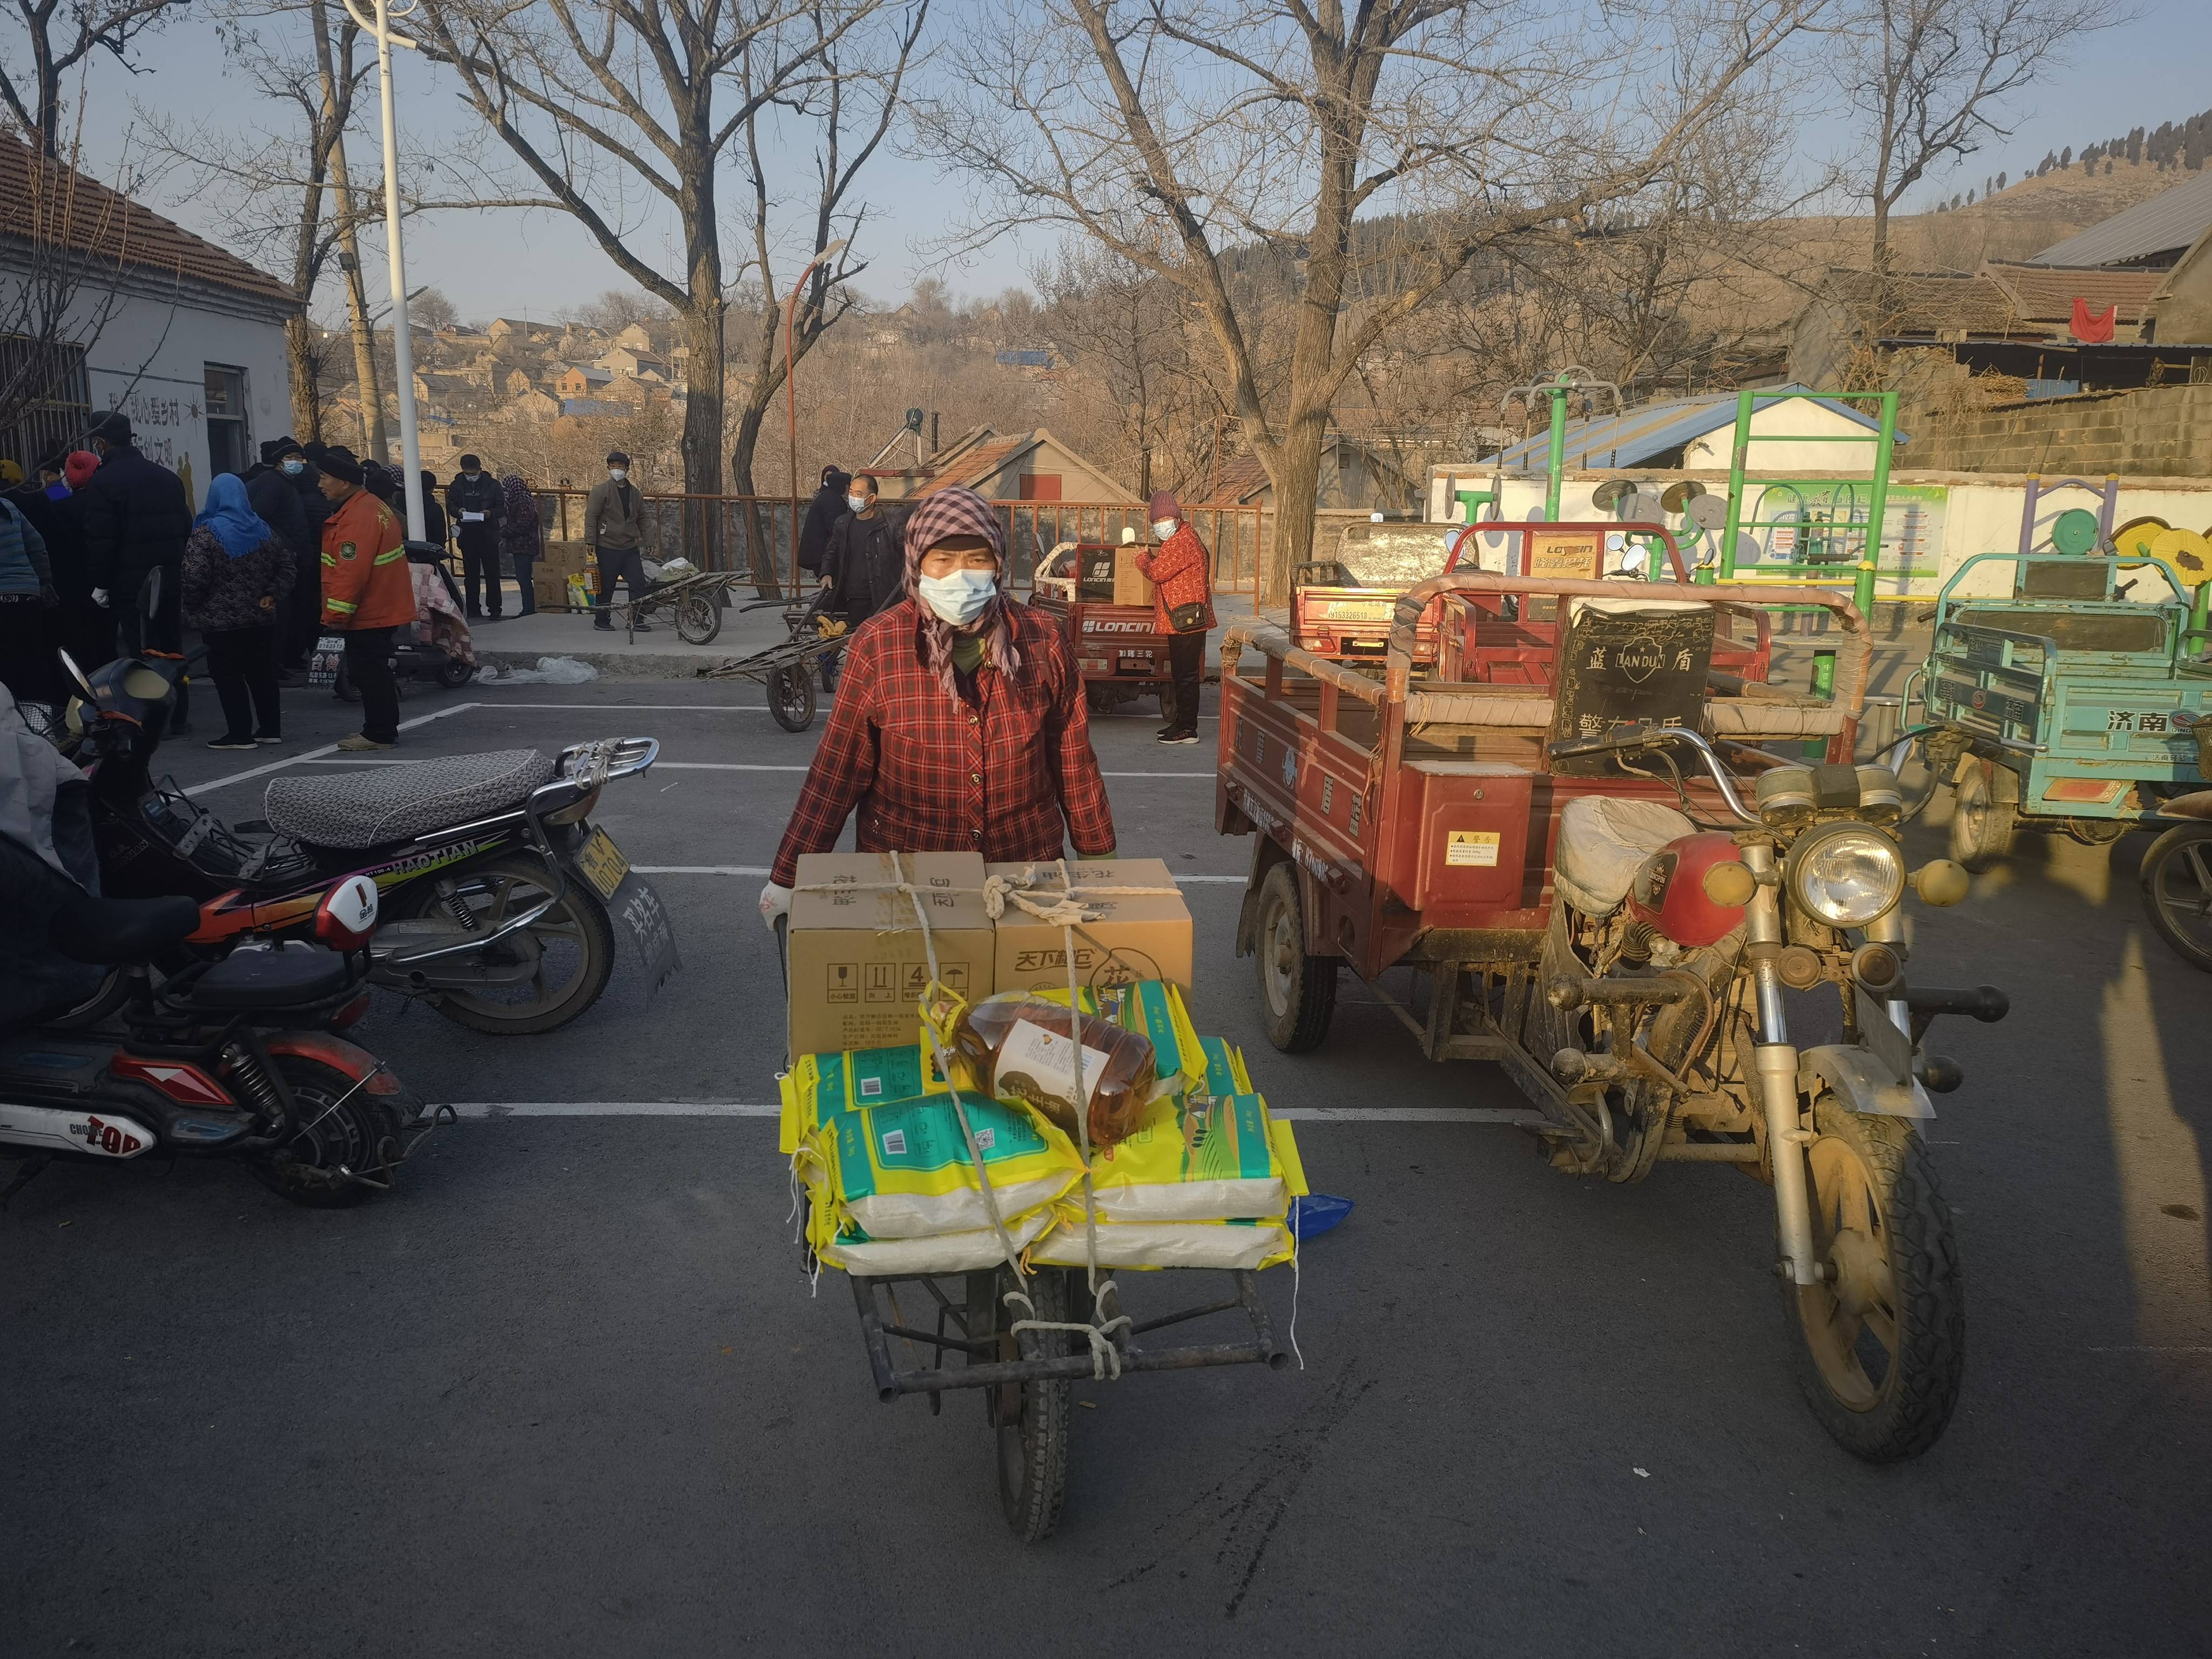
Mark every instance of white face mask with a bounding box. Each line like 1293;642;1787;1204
847;494;868;514
280;459;304;476
463;471;480;482
1152;519;1177;539
609;468;627;482
917;568;997;626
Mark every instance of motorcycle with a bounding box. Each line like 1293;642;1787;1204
53;641;679;1035
1;847;434;1208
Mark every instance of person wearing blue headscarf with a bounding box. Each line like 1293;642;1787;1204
182;473;294;750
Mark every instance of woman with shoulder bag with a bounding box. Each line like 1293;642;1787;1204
181;474;294;750
1132;489;1214;745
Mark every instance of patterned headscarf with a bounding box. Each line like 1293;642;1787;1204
901;485;1017;702
500;473;538;534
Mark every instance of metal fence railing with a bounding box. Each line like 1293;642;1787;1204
534;490;1269;597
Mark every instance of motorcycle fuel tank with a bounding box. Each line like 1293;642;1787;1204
1627;831;1748;949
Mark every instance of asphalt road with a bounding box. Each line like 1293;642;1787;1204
5;671;2208;1658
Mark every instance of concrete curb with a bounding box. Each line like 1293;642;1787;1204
474;648;739;682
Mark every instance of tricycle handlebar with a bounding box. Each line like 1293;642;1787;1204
1545;724;1758;823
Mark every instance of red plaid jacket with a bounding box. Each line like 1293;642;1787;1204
770;598;1117;887
1133;523;1214;634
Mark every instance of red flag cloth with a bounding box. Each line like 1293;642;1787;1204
2071;298;2116;343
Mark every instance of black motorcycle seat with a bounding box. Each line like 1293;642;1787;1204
48;891;201;966
262;749;556;849
187;943;353;1009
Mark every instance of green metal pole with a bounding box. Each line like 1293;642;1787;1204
1806;646;1837;760
1719;387;1752;581
1857;392;1896;622
1544;373;1569;524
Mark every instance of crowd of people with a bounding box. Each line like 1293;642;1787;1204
0;416;558;756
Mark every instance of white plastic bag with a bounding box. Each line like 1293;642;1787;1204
478;655;599;685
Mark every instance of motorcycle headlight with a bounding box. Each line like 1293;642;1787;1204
1786;822;1905;927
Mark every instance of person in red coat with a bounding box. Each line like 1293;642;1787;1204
1132;488;1214;744
759;485;1116;928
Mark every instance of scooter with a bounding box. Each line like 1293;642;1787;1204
312;542;476;698
0;857;435;1208
54;636;678;1036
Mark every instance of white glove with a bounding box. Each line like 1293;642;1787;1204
759;881;792;931
90;587;110;608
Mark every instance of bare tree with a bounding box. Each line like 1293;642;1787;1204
911;0;1815;599
414;0;882;515
725;0;928;548
1835;0;2121;273
1035;239;1207;498
139;0;373;442
2;0;189;156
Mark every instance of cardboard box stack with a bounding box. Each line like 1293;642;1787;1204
779;851;1309;1276
1075;544;1155;610
535;538;592;611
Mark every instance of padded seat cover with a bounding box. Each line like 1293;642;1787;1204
263;749;554;849
1554;795;1695;916
189;943;351;1008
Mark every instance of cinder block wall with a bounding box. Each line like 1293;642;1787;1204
1901;381;2212;476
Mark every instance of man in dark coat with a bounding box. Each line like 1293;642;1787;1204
824;473;903;624
445;452;505;620
281;440;334;675
243;437;318;680
797;462;851;584
80;411;191;657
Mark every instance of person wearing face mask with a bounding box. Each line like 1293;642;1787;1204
584;449;649;632
798;462;852;584
444;452;505;621
242;438;314;682
759;485;1115;926
1131;489;1214;745
276;440;334;679
823;471;902;624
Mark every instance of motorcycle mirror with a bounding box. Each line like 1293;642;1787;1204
56;647;95;699
314;874;380;949
139;566;162;618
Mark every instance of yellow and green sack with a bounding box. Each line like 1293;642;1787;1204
819;1210;1056;1277
1087;1083;1309;1223
1029;1211;1295;1272
781;1043;1084;1241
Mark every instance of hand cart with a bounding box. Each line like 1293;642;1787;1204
846;1264;1287;1542
698;592;850;730
611;565;745;646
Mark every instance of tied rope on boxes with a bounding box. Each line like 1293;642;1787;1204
793;853;1132;1378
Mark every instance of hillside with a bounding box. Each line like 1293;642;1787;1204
1944;158;2191;227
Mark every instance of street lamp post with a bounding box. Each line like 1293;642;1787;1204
784;240;848;590
342;0;426;543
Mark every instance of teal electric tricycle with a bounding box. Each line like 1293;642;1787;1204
1905;488;2212;969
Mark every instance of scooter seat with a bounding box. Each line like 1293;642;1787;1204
1553;796;1696;917
48;891;202;966
187;943;353;1009
262;749;555;849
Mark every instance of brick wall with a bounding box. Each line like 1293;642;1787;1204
1900;381;2212;476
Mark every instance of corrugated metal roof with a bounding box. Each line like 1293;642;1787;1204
1487;386;1891;471
2031;170;2212;268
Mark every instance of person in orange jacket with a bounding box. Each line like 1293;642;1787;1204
314;446;415;751
1132;489;1215;745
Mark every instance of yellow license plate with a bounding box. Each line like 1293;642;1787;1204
576;827;630;901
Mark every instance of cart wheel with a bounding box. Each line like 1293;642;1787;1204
434;657;474;690
767;664;815;732
1253;861;1336;1053
818;646;840;694
676;591;721;645
2061;817;2126;847
1778;1094;1964;1461
1084;685;1117;717
2139;822;2212;972
1947;763;2016;872
996;1266;1073;1544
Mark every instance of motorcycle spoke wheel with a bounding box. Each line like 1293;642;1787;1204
1780;1096;1963;1461
250;1057;402;1209
406;857;616;1035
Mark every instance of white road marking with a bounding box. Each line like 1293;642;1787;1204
632;865;1247;882
185;702;483;795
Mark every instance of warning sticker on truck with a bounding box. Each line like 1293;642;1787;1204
1446;830;1501;867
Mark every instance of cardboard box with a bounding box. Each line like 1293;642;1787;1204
539;538;593;579
1077;547;1118;601
531;566;575;611
985;858;1193;994
1112;549;1154;609
787;852;993;1057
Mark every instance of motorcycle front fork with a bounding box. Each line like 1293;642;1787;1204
1738;843;1822;1286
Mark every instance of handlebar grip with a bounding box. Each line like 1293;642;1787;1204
1902;984;2009;1024
1545;720;1661;760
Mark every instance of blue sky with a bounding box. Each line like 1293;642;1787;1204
60;0;2212;322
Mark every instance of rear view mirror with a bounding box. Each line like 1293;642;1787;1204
139;567;163;617
56;648;93;699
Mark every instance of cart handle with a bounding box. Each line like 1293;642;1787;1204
1382;573;1871;721
1218;622;1388;706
